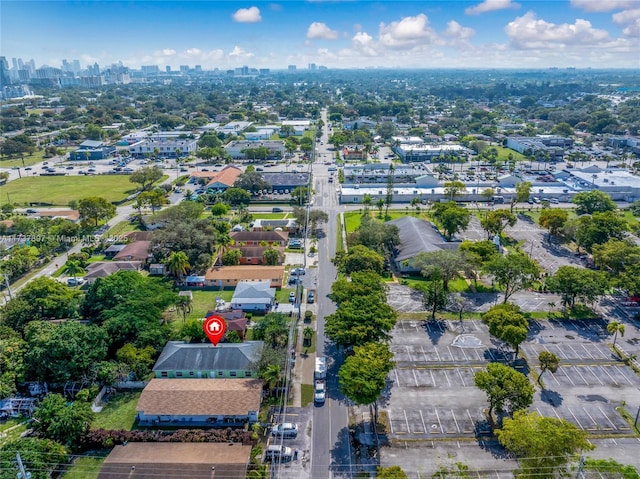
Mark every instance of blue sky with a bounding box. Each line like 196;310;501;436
2;0;639;69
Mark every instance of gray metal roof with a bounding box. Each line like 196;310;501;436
387;216;452;262
152;341;264;373
231;281;275;302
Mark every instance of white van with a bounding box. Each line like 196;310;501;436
265;445;293;462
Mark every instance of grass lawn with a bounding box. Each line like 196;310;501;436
493;145;526;162
2;175;140;206
185;290;234;321
107;220;147;237
61;455;108;479
0;148;70;168
301;384;314;407
252;213;289;220
91;391;141;431
0;418;28;446
621;210;639;229
344;209;430;234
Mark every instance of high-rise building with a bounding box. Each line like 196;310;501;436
180;65;189;73
166;65;171;72
288;64;296;72
11;58;18;70
194;65;202;72
0;56;10;86
308;63;317;71
72;59;81;73
28;59;36;72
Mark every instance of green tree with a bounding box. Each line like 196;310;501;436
480;209;517;239
210;202;230;216
291;186;309;205
180;319;206;343
333;244;384;275
328;271;387;306
420;278;448;320
339;342;394;424
537;351;560;387
165;250;191;279
431;201;470;241
78;196;116;227
32;393;94;448
484;252;540;303
129;165;164;191
572;190;617;215
252;312;289;349
0;437;69;479
412;249;471;291
24;321;108;383
496;410;593;479
116;343;156;380
303;326;314;347
263;247;281;266
482;303;529;358
223;187;252;206
138;188;168;213
385;163;395;218
574;211;628;252
511;181;532;212
377;466;409;479
0;325;25;397
347;213;400;255
607;320;625;348
443;180;466;201
546;266;609;309
64;259;83;282
261;363;282;396
592;238;640;274
325;295;397;349
234;170;271;194
222;248;242;266
474;362;534;420
175;294;193;323
538;208;569;241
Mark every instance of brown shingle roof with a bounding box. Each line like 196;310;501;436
136;378;262;416
99;443;251;479
205;265;284;281
113;241;151;261
125;231;154;241
35;210;80;221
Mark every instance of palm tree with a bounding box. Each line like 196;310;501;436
303;327;314;347
165;251;190;280
65;259;83;282
175;295;193;324
261;364;281;397
607;321;625;348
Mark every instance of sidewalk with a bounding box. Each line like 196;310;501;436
291;301;318;407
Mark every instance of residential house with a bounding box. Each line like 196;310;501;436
230;281;275;312
387;216;458;273
218;245;284;266
152;340;263;379
209;310;249;340
98;443;252;479
103;244;127;259
251;218;297;233
149;263;166;275
84;261;142;283
205;265;285;288
185;275;206;287
230;230;288;247
342;144;366;161
34;209;80;222
136;378;262;426
113;241;151;262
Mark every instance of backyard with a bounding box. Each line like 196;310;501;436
91;391;141;431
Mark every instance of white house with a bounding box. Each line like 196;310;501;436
230;281;276;312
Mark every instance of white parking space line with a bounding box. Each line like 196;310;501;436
405;346;413;362
473;348;482;360
451;410;461;433
573;366;589;385
404;410;410;432
559;367;576;386
486;349;496;361
567;344;581;360
443;370;452;387
434;347;441;362
457;368;466;387
549;369;561;385
579;344;594;360
597;406;618;430
567;408;585;430
419;410;427;434
412;369;419;387
394;368;400;387
430;370;437;388
613;366;634;385
434;409;444;433
459;347;469;361
420;345;428;361
466;409;475;433
446;346;455;361
548;344;568;360
388;411;394;433
598;366;619;386
582;407;598;428
587;366;603;385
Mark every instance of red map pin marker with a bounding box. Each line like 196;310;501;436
203;315;226;347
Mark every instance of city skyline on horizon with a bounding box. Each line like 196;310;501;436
1;0;639;71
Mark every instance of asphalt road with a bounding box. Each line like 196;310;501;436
308;112;354;479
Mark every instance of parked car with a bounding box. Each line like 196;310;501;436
272;207;283;213
264;445;293;462
67;277;85;286
307;291;315;303
289;291;296;303
26;209;37;214
291;268;305;276
271;423;298;438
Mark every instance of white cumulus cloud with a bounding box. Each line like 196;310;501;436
232;6;262;23
351;31;378;56
229;45;254;59
307;22;339;39
378;14;438;49
570;0;639;13
613;8;640;36
465;0;520;15
444;20;475;41
505;11;611;48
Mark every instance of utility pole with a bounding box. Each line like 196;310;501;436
575;454;585;479
16;452;31;479
634;403;639;428
4;273;12;300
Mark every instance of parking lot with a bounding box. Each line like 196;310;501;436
268;407;312;474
